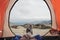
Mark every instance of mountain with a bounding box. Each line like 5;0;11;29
29;20;51;24
10;19;51;26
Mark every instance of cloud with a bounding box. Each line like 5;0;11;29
10;0;51;22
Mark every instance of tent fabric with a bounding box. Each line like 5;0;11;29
0;0;60;37
51;0;60;31
0;0;9;37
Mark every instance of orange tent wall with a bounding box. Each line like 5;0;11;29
51;0;60;31
0;0;60;37
0;0;9;37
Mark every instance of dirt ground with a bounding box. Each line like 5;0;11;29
11;26;51;36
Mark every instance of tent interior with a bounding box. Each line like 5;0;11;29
0;0;60;39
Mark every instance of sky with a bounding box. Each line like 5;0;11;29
10;0;51;23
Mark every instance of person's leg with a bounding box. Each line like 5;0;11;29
31;29;33;35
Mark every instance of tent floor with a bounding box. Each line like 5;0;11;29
0;36;60;40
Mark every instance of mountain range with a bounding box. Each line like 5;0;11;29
10;19;51;26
